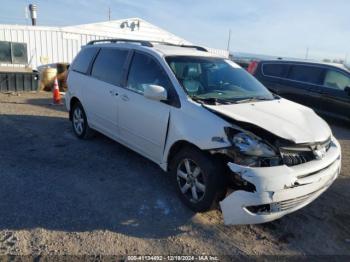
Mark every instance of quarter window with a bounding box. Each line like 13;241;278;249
91;48;128;86
71;47;98;74
263;63;289;77
127;53;172;94
323;70;350;91
287;65;324;85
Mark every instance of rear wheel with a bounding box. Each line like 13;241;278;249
71;102;94;139
171;147;226;212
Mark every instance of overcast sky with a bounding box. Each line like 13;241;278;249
1;0;349;60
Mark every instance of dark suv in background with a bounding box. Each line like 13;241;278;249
247;60;350;121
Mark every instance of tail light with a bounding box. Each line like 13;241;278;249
247;61;258;75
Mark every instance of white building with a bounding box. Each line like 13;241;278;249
0;18;228;70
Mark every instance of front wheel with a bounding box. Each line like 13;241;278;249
171;147;226;212
71;102;94;139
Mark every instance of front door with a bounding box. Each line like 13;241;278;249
118;52;173;163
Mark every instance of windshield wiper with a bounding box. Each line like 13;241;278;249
191;97;234;105
235;96;274;104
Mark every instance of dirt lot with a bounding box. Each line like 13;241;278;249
0;92;349;258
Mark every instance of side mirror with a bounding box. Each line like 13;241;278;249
143;84;168;101
345;86;350;95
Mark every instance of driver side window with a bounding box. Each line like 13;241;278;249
127;52;172;95
323;70;350;91
168;62;203;95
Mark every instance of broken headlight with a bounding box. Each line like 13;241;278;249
231;132;275;157
225;128;281;167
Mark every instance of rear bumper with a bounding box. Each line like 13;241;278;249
220;137;341;225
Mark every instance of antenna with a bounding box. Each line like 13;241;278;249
108;7;111;21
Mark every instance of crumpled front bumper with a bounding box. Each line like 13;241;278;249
220;137;341;225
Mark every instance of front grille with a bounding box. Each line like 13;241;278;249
279;137;332;166
280;150;314;166
272;189;321;211
246;187;323;214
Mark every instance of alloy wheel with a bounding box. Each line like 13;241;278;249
176;158;206;203
73;107;84;135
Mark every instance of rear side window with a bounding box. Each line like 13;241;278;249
71;47;98;74
127;52;172;94
323;70;350;91
262;63;289;77
287;65;324;85
91;48;128;86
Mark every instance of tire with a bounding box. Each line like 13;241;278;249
71;102;95;139
170;146;226;212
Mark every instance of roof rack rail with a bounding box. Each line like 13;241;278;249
179;44;208;52
150;41;208;52
87;38;153;47
86;38;208;52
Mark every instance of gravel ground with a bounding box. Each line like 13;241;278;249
0;92;349;258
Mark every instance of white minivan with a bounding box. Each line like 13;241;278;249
65;39;341;225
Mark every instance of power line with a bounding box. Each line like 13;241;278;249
0;14;70;26
0;15;26;21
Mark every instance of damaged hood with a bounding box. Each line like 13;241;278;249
205;98;331;144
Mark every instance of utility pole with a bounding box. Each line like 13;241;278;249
305;47;309;60
227;29;231;51
108;7;111;21
24;6;29;25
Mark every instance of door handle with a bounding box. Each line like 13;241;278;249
109;90;118;96
121;94;129;101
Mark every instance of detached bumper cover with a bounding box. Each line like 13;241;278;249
220;138;341;225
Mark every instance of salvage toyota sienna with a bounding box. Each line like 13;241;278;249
65;39;341;225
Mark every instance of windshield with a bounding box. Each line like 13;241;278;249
166;56;274;103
